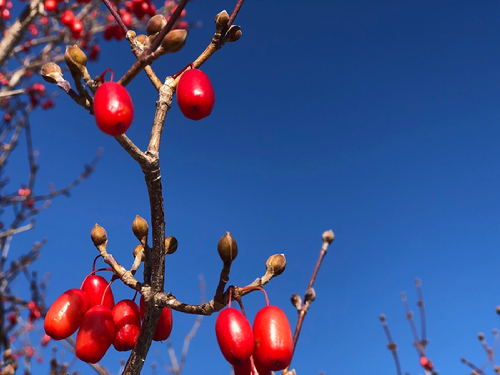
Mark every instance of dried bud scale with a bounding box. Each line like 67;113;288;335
132;215;148;242
217;232;238;262
165;236;178;255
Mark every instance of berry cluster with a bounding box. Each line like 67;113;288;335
0;0;12;20
215;288;293;374
44;272;174;363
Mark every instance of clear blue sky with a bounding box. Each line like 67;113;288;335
7;1;500;374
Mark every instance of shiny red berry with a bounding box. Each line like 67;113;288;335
140;295;173;341
61;10;74;26
215;308;254;365
112;299;141;351
176;69;215;121
81;274;115;309
44;289;90;340
253;305;293;372
75;305;115;363
94;81;134;136
44;0;56;11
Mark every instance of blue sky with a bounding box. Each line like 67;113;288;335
6;0;500;374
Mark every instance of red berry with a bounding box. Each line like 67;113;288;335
253;305;293;372
94;82;134;136
420;356;433;370
140;295;173;341
176;69;215;121
215;308;254;365
112;299;141;351
113;24;125;40
44;0;56;11
61;10;74;26
81;274;115;309
75;305;115;363
70;19;83;39
103;24;114;41
1;8;8;19
121;11;132;27
44;289;90;340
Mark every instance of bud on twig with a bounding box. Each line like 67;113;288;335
146;15;167;36
90;223;107;255
265;254;286;277
165;236;178;255
133;244;145;261
225;25;242;43
3;365;15;375
41;63;63;84
322;230;334;245
290;293;302;310
64;45;89;81
160;29;188;53
215;10;229;33
305;287;316;303
217;232;238;263
132;215;148;242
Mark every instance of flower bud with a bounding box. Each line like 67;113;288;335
265;254;286;277
64;45;89;81
41;62;63;84
3;365;15;375
165;236;178;255
133;244;145;261
225;25;242;43
132;215;148;242
290;293;301;309
215;10;229;33
146;14;167;36
91;223;107;247
305;287;316;303
217;232;238;262
160;29;188;53
322;230;334;245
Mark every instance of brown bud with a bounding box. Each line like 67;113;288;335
146;14;167;36
305;287;316;302
290;293;301;309
3;348;12;361
217;232;238;262
215;10;229;33
3;365;15;375
91;224;107;247
379;314;386;322
225;25;242;43
133;244;145;261
41;62;63;84
322;230;334;244
132;215;148;242
136;34;149;48
160;29;188;53
478;332;485;341
265;254;286;277
65;45;87;69
165;236;178;255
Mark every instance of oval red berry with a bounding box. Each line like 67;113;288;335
94;82;134;136
176;69;215;121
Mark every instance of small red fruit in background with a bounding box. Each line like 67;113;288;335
44;289;90;340
140;295;173;341
176;69;215;121
253;305;293;372
112;299;141;351
70;19;83;39
215;308;254;365
94;78;134;136
60;10;74;26
44;0;56;11
75;305;115;363
420;356;433;370
81;274;115;309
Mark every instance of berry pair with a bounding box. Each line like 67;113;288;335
215;289;293;374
